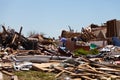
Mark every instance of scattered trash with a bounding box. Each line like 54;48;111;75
1;19;120;80
13;61;32;71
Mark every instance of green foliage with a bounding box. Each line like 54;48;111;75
74;48;89;56
89;49;99;55
74;48;99;56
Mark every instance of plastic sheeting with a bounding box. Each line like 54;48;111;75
112;37;120;46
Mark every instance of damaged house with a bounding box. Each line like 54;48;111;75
59;19;120;52
1;19;120;80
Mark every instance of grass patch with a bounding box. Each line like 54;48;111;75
3;74;11;80
14;70;55;80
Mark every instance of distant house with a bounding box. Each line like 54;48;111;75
90;24;107;40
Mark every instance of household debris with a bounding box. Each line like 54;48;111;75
0;19;120;80
13;61;32;71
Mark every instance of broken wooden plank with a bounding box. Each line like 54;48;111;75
0;72;3;80
32;62;59;71
55;70;65;78
18;26;23;42
55;66;75;74
33;63;59;68
55;67;94;80
2;70;13;76
72;78;82;80
77;64;120;78
96;67;120;72
2;26;8;34
11;34;17;44
86;64;97;72
80;76;93;80
34;67;54;72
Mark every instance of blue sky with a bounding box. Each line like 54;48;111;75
0;0;120;38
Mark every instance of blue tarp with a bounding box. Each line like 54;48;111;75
60;37;67;43
112;37;120;47
60;37;67;47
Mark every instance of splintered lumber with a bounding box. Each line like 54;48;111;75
82;28;91;39
2;26;8;34
55;67;94;80
2;70;13;76
102;63;120;69
2;71;18;80
71;72;120;79
18;26;23;41
71;72;97;79
86;64;97;71
77;64;120;78
12;34;17;44
34;67;54;72
0;72;3;80
54;67;72;76
83;68;115;77
32;63;59;71
89;62;110;68
81;28;95;41
80;76;93;80
55;67;75;74
79;57;90;62
96;67;120;72
55;70;65;78
33;62;59;67
0;62;12;68
71;73;101;77
76;64;120;79
19;27;23;36
73;78;82;80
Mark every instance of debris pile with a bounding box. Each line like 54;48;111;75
0;19;120;80
32;57;120;80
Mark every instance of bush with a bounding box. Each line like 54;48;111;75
74;48;89;56
89;49;99;55
74;48;99;56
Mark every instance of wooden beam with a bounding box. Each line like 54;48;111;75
0;72;3;80
2;70;13;76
